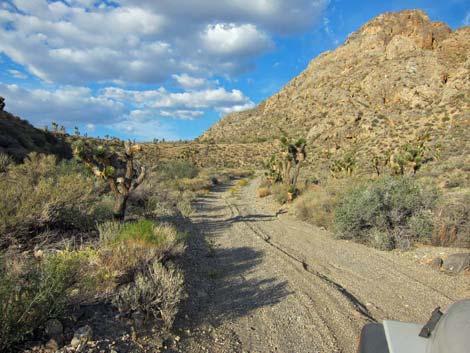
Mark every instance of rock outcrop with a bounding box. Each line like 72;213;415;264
200;10;470;171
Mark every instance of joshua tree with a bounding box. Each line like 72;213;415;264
264;154;282;183
0;96;5;111
60;125;66;135
52;122;58;135
74;126;80;136
329;151;357;178
388;133;435;176
279;136;307;188
73;140;146;220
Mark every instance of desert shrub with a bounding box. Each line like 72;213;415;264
408;211;435;243
0;153;95;241
293;179;348;228
176;198;195;217
0;152;13;173
334;176;439;249
176;177;212;193
257;187;270;198
271;183;289;204
160;160;199;179
237;179;248;187
371;230;395;251
433;191;470;247
0;251;82;351
97;220;123;246
99;220;184;276
112;260;185;328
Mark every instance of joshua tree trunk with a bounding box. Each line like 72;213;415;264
113;193;128;221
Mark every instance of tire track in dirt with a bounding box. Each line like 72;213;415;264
225;199;377;323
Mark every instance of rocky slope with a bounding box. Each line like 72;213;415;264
200;10;470;171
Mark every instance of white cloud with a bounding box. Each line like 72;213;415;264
172;74;207;89
0;83;125;127
102;86;253;111
160;110;204;120
202;23;274;57
0;0;327;84
463;11;470;26
0;82;254;134
7;69;27;79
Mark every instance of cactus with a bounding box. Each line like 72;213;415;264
73;140;146;220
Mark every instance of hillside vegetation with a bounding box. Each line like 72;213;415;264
201;10;470;177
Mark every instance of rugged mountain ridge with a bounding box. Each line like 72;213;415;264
200;10;470;170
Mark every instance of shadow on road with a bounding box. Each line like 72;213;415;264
175;185;291;331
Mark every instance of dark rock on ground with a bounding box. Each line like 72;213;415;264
442;253;470;274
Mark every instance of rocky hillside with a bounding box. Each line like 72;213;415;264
200;10;470;171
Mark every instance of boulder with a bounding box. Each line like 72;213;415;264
70;325;93;348
442;253;470;274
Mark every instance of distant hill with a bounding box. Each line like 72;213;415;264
200;10;470;173
0;109;72;162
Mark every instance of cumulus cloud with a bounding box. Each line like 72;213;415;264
1;0;327;84
102;86;254;112
0;82;254;129
0;0;328;139
202;23;274;57
0;83;124;127
172;74;207;89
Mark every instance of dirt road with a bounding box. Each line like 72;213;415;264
175;177;470;353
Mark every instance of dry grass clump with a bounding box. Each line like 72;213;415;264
257;187;271;198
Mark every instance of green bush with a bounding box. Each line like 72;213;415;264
160;160;199;179
334;176;439;249
112;260;185;329
0;252;81;351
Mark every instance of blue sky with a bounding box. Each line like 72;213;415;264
1;0;469;141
